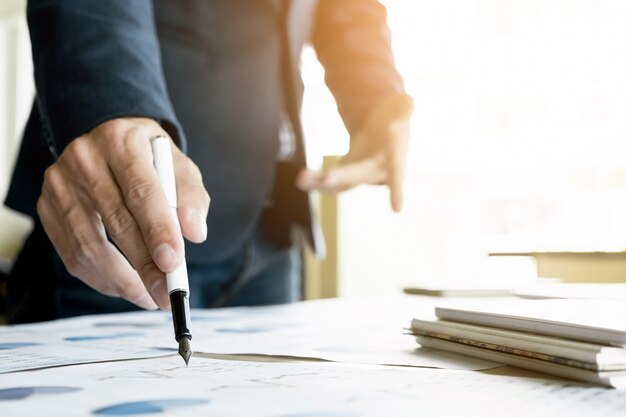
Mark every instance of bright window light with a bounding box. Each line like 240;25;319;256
301;1;626;294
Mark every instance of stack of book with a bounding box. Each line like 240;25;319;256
410;299;626;388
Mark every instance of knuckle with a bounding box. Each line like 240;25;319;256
64;256;83;278
145;222;176;248
111;279;141;300
183;184;210;211
107;134;131;159
85;173;107;196
59;203;80;227
42;164;62;190
102;206;135;238
188;161;203;181
136;255;161;282
125;180;158;205
179;176;210;208
99;286;119;298
72;233;104;267
84;277;114;297
99;118;134;141
197;189;211;212
203;189;211;208
102;126;144;160
65;136;89;159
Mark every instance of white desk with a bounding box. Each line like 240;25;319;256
1;296;624;416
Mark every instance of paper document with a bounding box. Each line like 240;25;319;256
1;355;625;417
417;336;626;389
1;296;496;373
411;317;626;370
436;299;626;346
0;311;175;373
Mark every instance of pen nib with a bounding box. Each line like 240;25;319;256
178;338;192;366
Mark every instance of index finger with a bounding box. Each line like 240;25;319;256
104;129;184;274
387;127;410;213
387;155;405;213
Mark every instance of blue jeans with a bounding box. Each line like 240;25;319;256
7;221;301;323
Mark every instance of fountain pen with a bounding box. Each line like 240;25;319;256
151;135;193;366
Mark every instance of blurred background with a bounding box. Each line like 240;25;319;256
2;0;626;301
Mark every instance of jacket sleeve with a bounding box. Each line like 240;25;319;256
27;0;184;154
312;0;406;135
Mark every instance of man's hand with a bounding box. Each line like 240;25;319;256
296;94;414;212
37;117;210;310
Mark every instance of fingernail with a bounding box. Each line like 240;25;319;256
192;209;207;242
135;293;159;311
154;244;178;272
151;279;171;311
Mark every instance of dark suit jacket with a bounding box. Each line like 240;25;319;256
5;0;405;263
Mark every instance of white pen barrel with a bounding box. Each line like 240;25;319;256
166;244;190;294
151;136;190;294
151;135;178;209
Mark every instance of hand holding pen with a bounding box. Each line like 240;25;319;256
37;117;208;362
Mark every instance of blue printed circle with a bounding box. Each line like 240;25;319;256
0;386;81;400
93;398;209;415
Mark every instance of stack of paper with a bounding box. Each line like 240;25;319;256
410;299;626;388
